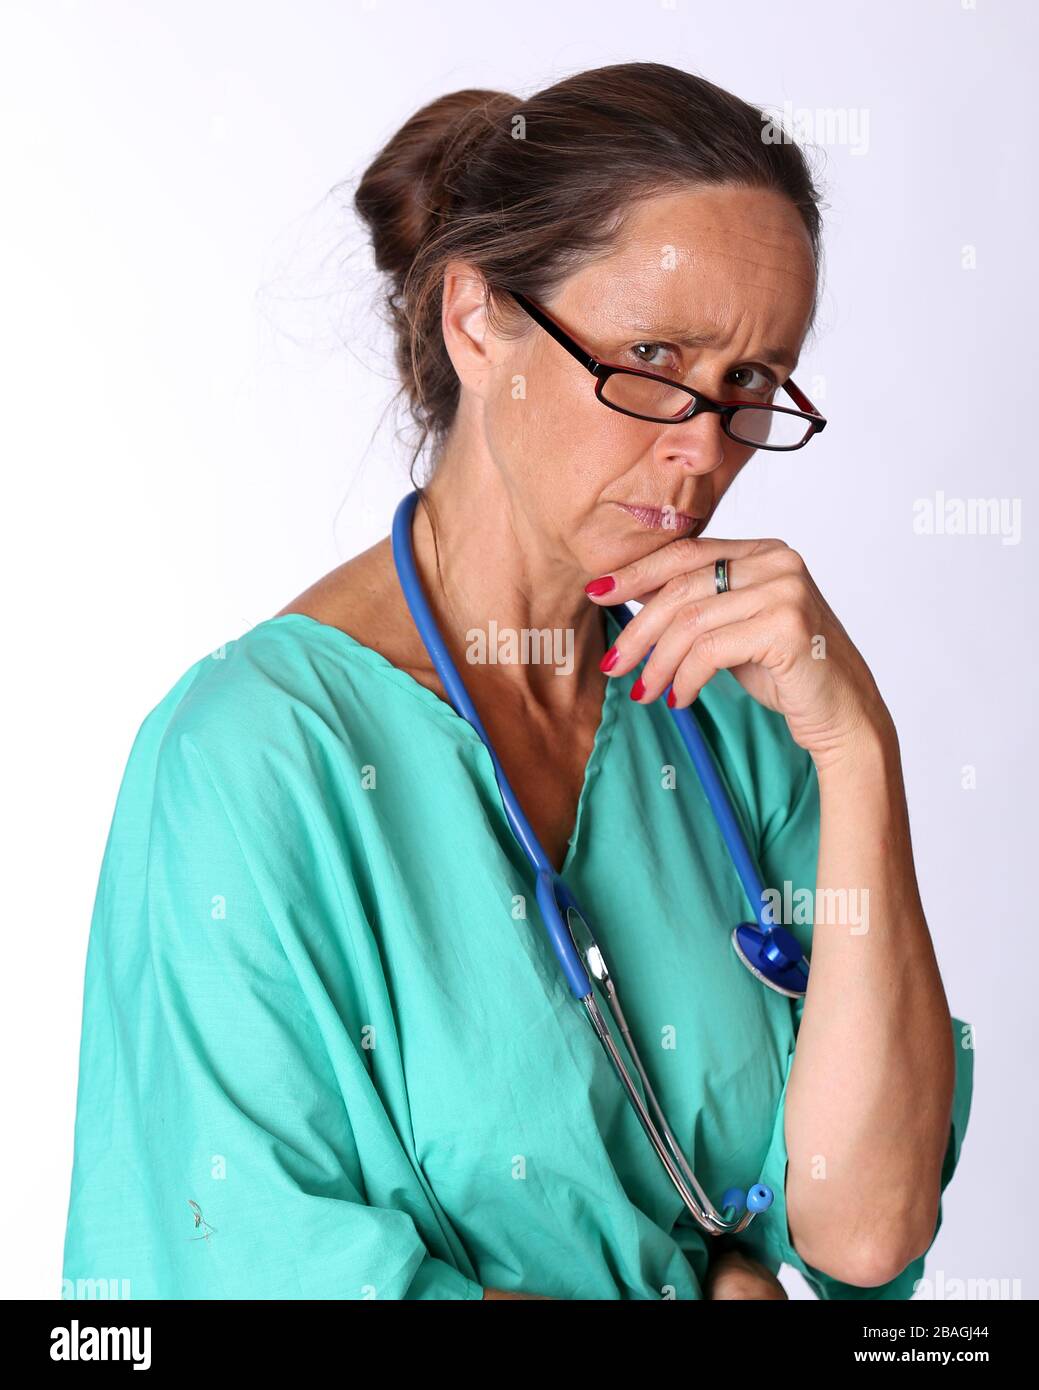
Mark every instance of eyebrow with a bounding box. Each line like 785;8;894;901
620;321;800;372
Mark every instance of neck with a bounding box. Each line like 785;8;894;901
407;454;610;710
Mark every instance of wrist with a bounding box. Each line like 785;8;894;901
811;708;899;783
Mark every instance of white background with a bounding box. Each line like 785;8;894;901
2;0;1034;1300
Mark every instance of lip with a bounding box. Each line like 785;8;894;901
615;502;706;534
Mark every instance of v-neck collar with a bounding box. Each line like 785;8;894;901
255;607;631;872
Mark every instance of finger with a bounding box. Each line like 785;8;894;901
628;586;763;700
664;617;786;708
601;550;788;679
584;535;774;606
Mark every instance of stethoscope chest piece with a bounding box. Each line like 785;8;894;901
731;923;809;998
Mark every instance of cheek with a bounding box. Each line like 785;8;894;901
486;363;644;497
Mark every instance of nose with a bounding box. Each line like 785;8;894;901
657;409;728;475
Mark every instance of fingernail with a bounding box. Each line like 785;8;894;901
599;646;619;672
585;575;616;596
666;689;676;708
630;676;646;701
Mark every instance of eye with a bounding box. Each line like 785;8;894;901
629;341;679;372
726;365;777;397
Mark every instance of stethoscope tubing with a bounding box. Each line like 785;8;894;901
390;488;785;1234
392;490;553;873
605;602;774;934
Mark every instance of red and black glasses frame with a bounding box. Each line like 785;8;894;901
504;288;827;452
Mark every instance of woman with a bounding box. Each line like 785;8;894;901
62;62;973;1301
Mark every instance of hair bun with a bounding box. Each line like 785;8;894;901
354;89;516;281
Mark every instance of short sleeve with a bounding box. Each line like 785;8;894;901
62;720;484;1301
750;747;976;1299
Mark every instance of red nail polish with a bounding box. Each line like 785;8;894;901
600;646;619;673
585;575;616;596
666;689;676;708
630;676;645;701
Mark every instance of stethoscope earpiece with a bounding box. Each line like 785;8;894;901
720;1183;775;1216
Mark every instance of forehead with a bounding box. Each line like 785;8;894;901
562;185;817;347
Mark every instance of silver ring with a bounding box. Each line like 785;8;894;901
714;559;730;594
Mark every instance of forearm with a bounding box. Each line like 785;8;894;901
783;716;955;1286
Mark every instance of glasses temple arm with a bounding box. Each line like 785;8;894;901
783;376;826;426
506;289;600;374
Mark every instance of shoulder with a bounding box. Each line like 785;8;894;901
122;524;456;825
114;620;387;922
111;612;410;840
153;616;397;779
273;535;432;675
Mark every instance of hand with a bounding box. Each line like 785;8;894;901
586;536;894;768
703;1248;789;1301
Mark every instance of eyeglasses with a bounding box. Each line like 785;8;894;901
504;289;827;452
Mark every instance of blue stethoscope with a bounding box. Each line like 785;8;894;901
391;489;810;1236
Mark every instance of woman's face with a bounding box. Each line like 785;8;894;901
475;183;818;574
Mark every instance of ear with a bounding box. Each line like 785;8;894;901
441;262;507;400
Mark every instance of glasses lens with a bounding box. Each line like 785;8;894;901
600;371;694;421
727;406;813;449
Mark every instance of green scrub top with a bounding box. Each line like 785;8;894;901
62;611;973;1300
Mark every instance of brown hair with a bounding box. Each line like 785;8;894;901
353;61;824;484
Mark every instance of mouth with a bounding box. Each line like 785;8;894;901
614;502;707;535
